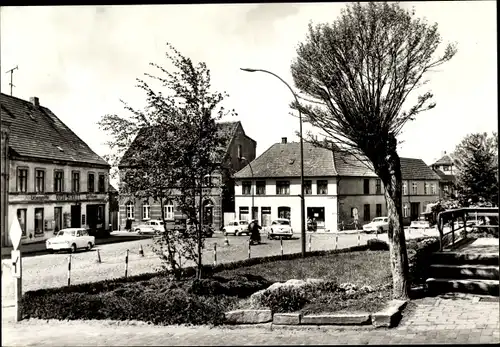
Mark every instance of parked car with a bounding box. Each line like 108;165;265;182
147;219;165;233
46;228;95;253
267;218;293;240
222;220;250;236
410;217;431;230
134;224;157;235
363;217;389;234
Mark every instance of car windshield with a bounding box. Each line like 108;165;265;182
57;230;76;237
276;220;290;225
372;218;384;223
239;221;249;225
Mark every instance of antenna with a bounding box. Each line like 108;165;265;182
5;65;19;96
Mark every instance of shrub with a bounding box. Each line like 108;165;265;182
367;238;389;250
259;286;309;313
406;237;440;286
189;274;272;297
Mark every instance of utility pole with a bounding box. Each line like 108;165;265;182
5;66;18;96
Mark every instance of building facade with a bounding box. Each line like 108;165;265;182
118;121;256;231
1;93;110;246
430;151;457;199
234;138;339;233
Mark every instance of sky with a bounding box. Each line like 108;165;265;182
1;2;497;170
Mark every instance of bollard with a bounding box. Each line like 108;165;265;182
335;233;338;250
139;244;144;257
213;243;217;266
224;235;230;246
248;240;251;259
280;237;283;257
308;234;312;252
97;248;101;263
125;249;129;278
67;254;72;286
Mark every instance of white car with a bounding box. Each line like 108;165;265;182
147;220;165;233
410;218;431;230
363;217;389;234
134;223;157;235
223;220;250;236
267;219;293;240
46;228;95;253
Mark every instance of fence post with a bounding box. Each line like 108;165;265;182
125;249;129;278
213;243;217;266
248;240;251;259
139;244;144;257
356;222;360;246
97;249;101;263
67;254;72;286
280;237;284;257
335;232;338;250
308;234;312;252
451;215;455;246
463;211;467;239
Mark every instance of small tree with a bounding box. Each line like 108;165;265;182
99;43;234;279
453;132;498;206
291;2;456;299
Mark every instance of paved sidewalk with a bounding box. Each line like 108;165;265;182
2;293;498;345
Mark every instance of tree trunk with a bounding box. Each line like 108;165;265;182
380;151;410;300
197;182;203;279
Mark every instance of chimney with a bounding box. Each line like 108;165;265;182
30;97;39;108
281;137;287;144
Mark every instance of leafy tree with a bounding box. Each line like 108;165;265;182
99;43;234;279
290;2;456;299
453;132;498;206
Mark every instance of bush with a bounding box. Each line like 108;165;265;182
259;286;309;313
189;274;272;298
406;237;440;286
367;238;389;250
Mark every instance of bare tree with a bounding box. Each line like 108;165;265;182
291;2;456;299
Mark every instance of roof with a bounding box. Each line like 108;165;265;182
0;93;109;167
234;142;338;178
433;168;456;182
432;153;454;166
234;142;440;180
119;121;246;167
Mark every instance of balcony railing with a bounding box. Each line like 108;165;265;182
436;207;499;251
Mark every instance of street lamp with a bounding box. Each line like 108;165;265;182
240;68;307;257
240;156;255;221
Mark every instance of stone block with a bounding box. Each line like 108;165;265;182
372;299;408;328
224;309;272;324
273;313;301;325
301;313;371;325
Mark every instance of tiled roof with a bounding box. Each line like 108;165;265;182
119;121;244;167
400;157;442;180
432;153;454;166
0;93;109;167
234;142;337;178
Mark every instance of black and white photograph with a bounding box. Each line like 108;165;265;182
1;2;498;345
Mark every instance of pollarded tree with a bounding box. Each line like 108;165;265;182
291;2;456;299
453;132;498;206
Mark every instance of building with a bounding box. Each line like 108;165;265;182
233;138;441;232
234;137;338;233
0;93;111;247
117;121;256;231
430;151;457;199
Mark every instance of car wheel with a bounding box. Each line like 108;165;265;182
70;244;77;253
87;242;93;251
135;228;142;234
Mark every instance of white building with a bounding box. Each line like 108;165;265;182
233;137;339;233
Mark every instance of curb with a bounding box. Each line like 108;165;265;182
224;300;408;328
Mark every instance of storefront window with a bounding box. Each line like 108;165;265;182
307;207;325;231
17;209;27;237
34;208;44;235
239;206;249;220
277;206;291;220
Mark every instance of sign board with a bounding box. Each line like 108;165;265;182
9;218;23;251
11;250;21;278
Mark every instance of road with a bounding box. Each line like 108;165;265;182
1;228;439;304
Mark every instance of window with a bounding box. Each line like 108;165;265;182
17;168;28;192
403;182;408;195
317;180;328;195
431;183;436;195
242;181;252;195
239;206;249;220
72;171;80;193
17;209;27;237
363;179;370;195
143;202;150;220
252;207;258;220
125;201;135;219
403;204;409;218
424;182;429;195
164;200;174;220
35;169;45;193
412;182;417;195
98;174;106;193
376;204;382;217
54;170;64;192
375;179;381;194
237;145;242;159
278;206;291;220
34;208;44;235
276;181;290;195
256;181;266;195
363;204;370;221
304;180;312;195
88;173;95;192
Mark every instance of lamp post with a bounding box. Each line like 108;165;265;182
240;68;306;257
240;157;255;221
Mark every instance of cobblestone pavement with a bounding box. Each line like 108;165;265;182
2;293;499;345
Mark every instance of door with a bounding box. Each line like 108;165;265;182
261;207;271;227
71;205;81;228
54;207;62;234
410;202;420;221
